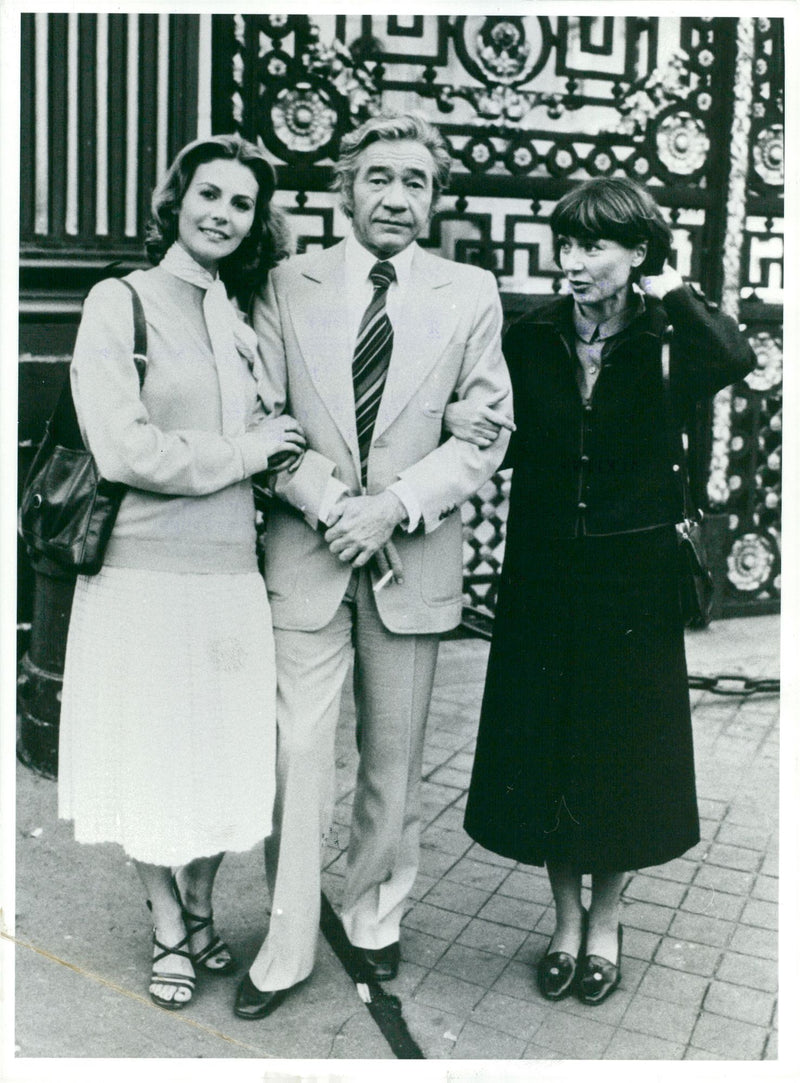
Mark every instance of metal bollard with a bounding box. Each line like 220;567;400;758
17;563;75;779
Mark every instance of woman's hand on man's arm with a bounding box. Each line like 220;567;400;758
443;399;516;448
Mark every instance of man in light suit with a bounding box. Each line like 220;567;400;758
235;113;513;1019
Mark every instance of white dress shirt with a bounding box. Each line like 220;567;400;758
318;232;423;530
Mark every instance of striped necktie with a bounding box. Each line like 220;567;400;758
353;260;396;485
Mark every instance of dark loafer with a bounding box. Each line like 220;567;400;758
353;940;400;982
576;924;623;1005
233;972;291;1020
537;908;588;1001
538;949;579;1000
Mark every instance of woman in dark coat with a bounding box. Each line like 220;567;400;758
452;177;755;1004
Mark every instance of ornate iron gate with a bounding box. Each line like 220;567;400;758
18;14;783;623
211;14;783;620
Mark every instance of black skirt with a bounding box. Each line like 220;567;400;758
464;526;700;872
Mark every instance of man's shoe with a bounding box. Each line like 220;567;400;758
233;972;291;1020
352;941;400;982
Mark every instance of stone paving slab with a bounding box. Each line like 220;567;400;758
322;615;782;1064
6;613;784;1074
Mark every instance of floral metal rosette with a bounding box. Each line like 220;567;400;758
726;532;778;594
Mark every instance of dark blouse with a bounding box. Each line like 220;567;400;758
501;284;756;539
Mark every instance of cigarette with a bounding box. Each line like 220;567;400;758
373;568;394;592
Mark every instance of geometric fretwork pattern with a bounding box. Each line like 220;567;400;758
219;13;784;617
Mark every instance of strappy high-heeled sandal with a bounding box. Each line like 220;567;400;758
146;902;196;1010
171;872;236;975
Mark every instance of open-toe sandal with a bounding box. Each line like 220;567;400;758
172;872;236;975
149;925;196;1010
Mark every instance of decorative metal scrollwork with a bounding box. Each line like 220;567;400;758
504;138;539;175
753;125;784;187
252;16;380;163
748;16;784;196
726;532;778;595
434;82;568;125
221;13;783;617
652;109;710;178
461;136;496;173
746;331;783;392
613;51;694;137
585;146;618;177
453;15;554;86
262;80;342;158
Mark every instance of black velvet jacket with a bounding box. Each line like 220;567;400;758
502;285;756;539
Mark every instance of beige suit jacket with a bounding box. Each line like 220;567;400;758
253;240;512;634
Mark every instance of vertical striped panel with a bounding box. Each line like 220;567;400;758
20;11;208;250
138;15;160;241
95;15;109;235
125;17;140;237
210;15;237;134
34;13;48;234
47;14;69;240
77;14;97;240
157;14;169;181
241;17;261;142
107;15;129;241
65;14;79;235
19;15;36;237
197;15;213;138
168;15;200;162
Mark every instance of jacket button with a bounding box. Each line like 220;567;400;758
583;404;593;413
578;501;587;510
581;455;589;464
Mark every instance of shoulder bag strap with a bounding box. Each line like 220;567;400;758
116;278;148;388
48;278;148;449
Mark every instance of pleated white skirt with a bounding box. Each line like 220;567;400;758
58;565;276;866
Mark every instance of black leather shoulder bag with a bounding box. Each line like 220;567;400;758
19;279;147;575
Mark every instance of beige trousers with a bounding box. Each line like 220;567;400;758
248;570;440;992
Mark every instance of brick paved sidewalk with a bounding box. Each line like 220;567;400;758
10;615;780;1067
322;615;780;1061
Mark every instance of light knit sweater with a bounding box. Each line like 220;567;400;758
70;265;273;573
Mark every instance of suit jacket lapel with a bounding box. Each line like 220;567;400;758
284;242;361;468
374;248;459;440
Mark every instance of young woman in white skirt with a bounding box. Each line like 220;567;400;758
58;134;306;1010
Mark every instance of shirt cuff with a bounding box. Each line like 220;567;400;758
387;480;420;533
318;476;351;526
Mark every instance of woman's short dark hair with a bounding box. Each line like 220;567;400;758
331;112;451;219
551;177;673;277
145;133;291;303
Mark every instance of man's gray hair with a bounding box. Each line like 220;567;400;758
331;112;452;219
